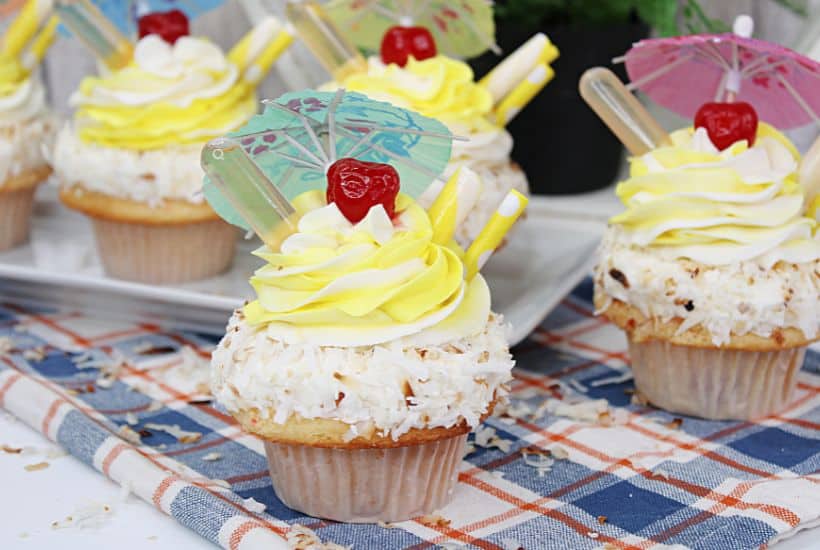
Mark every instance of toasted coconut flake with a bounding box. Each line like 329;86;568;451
286;524;351;549
124;412;139;426
630;391;650;406
597;515;607;524
418;514;452;528
665;418;683;430
202;452;222;462
24;461;49;472
545;399;610;423
144;423;202;444
551;445;570;460
587;532;599;539
473;426;512;453
0;336;16;355
242;497;266;513
211;479;231;489
2;444;22;454
51;502;113;530
22;347;47;362
117;425;142;445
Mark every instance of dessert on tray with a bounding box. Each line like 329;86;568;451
204;89;526;522
289;0;556;246
0;0;57;250
52;3;292;283
581;17;820;420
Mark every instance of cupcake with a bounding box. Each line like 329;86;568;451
324;40;554;246
53;13;289;283
0;3;56;251
207;90;521;522
595;111;820;420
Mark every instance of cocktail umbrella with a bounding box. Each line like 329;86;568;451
203;88;455;230
324;0;498;58
620;15;820;129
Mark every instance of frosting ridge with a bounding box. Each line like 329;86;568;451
610;123;820;266
244;190;491;347
71;35;256;150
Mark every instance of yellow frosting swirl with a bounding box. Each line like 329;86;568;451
244;191;491;347
610;123;820;266
335;56;495;131
72;35;256;150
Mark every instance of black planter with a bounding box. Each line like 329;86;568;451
471;21;648;194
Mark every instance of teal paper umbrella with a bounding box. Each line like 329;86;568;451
203;89;455;230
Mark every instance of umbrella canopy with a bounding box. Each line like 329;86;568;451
203;89;455;229
325;0;497;58
622;16;820;129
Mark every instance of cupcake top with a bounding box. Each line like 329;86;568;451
212;191;513;440
597;123;819;346
611;123;819;267
333;56;496;133
71;34;257;150
245;190;491;347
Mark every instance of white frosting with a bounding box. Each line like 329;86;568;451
613;127;820;267
0;74;48;124
52;124;204;204
211;310;514;439
596;226;820;346
71;35;238;110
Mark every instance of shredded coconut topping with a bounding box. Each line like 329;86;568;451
596;226;820;345
211;311;514;439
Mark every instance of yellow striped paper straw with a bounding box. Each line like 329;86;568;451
427;167;483;245
479;33;558;105
493;62;554;126
2;0;53;59
229;17;294;86
21;15;57;71
463;190;528;279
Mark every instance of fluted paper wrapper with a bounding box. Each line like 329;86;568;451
628;338;805;420
90;218;236;284
264;434;467;523
0;185;37;251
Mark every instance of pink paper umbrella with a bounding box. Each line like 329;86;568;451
620;15;820;129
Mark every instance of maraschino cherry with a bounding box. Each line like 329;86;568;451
138;9;190;44
326;158;400;223
694;101;758;151
380;25;437;67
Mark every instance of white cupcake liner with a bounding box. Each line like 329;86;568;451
628;337;806;420
90;217;236;284
0;184;37;251
264;433;467;523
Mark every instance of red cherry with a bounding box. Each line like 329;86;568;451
380;25;437;67
138;9;190;44
326;158;400;223
694;101;758;151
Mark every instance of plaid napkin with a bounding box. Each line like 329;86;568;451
1;279;818;550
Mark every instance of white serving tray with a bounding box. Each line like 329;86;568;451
0;186;604;344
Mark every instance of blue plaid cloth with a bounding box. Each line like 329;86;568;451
1;279;818;550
